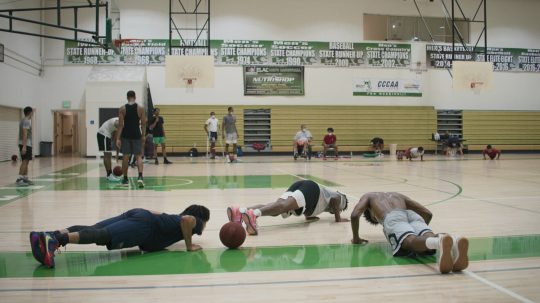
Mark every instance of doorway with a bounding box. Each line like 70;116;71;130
53;111;79;155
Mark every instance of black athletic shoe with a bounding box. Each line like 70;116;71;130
121;179;129;187
155;158;159;165
294;152;298;160
164;159;172;164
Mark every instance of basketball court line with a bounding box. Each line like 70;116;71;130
3;234;538;278
464;270;535;303
402;160;540;186
1;265;539;294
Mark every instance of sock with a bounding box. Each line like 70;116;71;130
106;169;112;176
253;209;262;217
123;176;128;182
56;233;69;247
425;237;439;250
138;172;143;178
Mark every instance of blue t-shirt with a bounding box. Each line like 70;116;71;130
139;213;204;252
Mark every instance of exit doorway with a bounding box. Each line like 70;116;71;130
53;111;79;155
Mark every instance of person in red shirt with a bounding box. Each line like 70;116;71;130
482;145;501;160
323;127;339;160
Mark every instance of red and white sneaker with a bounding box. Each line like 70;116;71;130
438;234;454;274
226;207;242;224
242;209;259;236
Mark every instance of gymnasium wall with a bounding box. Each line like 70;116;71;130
0;0;43;149
1;0;540;149
158;105;437;153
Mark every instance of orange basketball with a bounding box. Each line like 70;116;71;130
219;222;246;249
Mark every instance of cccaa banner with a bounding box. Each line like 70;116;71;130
353;78;422;97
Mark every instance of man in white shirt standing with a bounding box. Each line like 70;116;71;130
204;112;220;159
97;117;120;181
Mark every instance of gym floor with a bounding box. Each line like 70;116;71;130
0;154;539;302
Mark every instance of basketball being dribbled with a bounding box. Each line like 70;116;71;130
113;166;123;177
219;222;246;249
11;155;17;162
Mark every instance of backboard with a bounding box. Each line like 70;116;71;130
165;56;215;89
453;61;493;93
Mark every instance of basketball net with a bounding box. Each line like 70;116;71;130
470;81;484;95
184;78;196;93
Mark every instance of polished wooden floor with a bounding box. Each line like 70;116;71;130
0;153;539;302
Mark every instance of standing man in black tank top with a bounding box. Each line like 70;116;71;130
116;91;147;188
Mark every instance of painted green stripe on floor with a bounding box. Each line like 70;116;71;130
0;234;538;278
23;175;339;192
0;163;98;206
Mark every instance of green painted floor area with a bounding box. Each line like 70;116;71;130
44;174;339;191
0;163;98;206
1;234;538;278
0;161;340;204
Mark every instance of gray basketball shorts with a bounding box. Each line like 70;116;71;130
382;209;432;256
121;138;142;155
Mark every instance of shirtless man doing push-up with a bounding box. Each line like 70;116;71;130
350;192;469;274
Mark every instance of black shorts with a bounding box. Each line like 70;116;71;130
209;132;218;142
97;133;113;152
287;180;320;216
18;145;33;161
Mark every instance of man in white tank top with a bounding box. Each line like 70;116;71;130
97;117;120;181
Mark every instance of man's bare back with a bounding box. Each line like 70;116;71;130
360;192;433;225
362;192;408;223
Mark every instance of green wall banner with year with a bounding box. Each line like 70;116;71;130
426;44;540;73
64;39;411;68
353;78;422;97
244;66;304;96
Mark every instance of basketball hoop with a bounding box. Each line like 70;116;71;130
470;81;484;95
183;78;196;93
114;39;145;65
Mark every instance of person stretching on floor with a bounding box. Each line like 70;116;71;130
227;180;349;235
482;145;501;160
350;192;469;274
29;205;210;268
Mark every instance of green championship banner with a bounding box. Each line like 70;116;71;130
64;39;411;68
353;78;422;97
244;66;304;96
426;44;540;73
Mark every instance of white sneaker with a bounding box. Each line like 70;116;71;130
107;174;121;182
438;234;454;274
451;235;469;272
